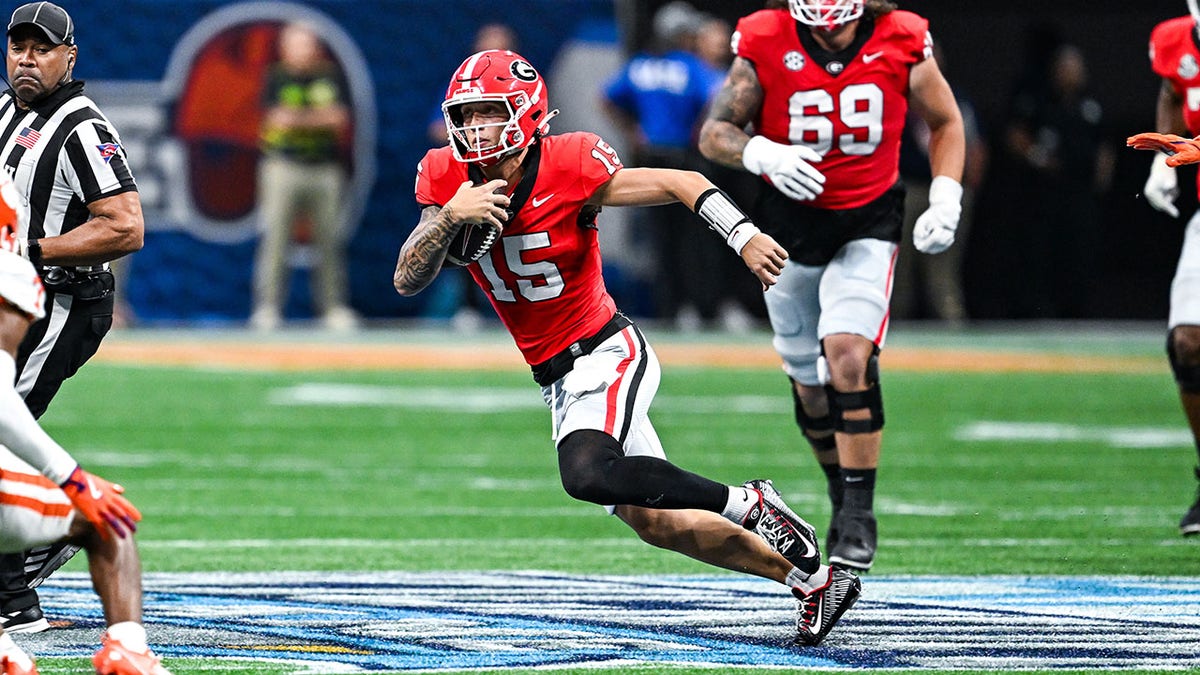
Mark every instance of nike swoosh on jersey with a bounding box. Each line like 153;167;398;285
862;51;884;63
531;194;555;207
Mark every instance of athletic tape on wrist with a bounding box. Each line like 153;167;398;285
694;188;759;253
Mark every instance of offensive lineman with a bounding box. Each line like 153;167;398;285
394;49;860;645
1122;0;1200;536
699;0;966;571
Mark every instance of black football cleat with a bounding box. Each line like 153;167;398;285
794;566;861;647
829;507;876;572
0;605;48;634
741;479;821;573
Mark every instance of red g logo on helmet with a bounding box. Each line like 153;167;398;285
442;50;558;166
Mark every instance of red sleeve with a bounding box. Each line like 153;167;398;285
1150;17;1194;82
884;11;932;63
732;10;782;68
573;132;623;197
414;147;462;207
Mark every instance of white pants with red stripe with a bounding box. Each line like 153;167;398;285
541;323;665;514
0;449;73;553
1170;211;1200;328
764;238;898;386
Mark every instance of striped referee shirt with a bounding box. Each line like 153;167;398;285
0;80;136;243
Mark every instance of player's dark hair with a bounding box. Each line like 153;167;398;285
866;0;898;16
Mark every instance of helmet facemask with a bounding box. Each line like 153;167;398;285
789;0;864;30
444;93;531;165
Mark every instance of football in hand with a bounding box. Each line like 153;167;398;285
445;221;501;266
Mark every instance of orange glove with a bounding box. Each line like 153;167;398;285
0;224;20;256
1126;132;1200;167
60;466;142;539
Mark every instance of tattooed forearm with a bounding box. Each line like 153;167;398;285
699;57;764;168
393;205;461;296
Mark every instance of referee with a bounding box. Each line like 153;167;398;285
0;2;143;633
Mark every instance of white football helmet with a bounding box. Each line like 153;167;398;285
1191;0;1200;33
789;0;864;30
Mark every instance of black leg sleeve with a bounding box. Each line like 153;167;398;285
558;429;727;512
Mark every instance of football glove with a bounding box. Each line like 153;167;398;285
1127;132;1200;167
0;224;22;257
742;136;826;202
1140;151;1180;218
60;465;141;539
912;176;963;254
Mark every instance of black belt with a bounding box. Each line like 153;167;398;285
531;312;633;387
42;266;114;301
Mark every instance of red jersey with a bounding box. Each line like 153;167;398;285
415;132;621;366
733;9;932;209
1150;16;1200;196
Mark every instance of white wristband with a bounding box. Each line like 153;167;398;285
694;188;758;253
928;175;963;205
726;222;761;254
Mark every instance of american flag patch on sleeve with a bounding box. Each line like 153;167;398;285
15;127;40;149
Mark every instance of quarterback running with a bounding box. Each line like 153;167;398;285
394;48;860;645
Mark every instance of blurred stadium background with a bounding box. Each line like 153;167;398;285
59;0;1186;326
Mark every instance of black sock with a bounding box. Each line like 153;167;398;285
821;462;843;512
841;468;876;511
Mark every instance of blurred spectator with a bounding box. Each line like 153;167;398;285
426;24;519;147
689;13;765;330
694;15;734;70
601;1;737;330
251;22;357;331
893;45;988;325
424;23;519;330
1000;43;1114;318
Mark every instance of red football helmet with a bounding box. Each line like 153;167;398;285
442;50;557;165
789;0;864;30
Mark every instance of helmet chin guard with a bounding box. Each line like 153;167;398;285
443;50;555;165
789;0;864;30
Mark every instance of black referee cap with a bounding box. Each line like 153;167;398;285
7;2;74;46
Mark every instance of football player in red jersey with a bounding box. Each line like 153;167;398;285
395;49;861;645
1125;0;1200;536
698;0;966;572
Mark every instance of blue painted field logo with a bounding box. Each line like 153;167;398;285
17;573;1200;671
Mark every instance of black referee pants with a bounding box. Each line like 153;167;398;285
1;291;113;612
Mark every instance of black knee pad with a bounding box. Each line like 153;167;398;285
557;430;623;503
790;383;836;451
1168;329;1200;393
825;383;884;434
